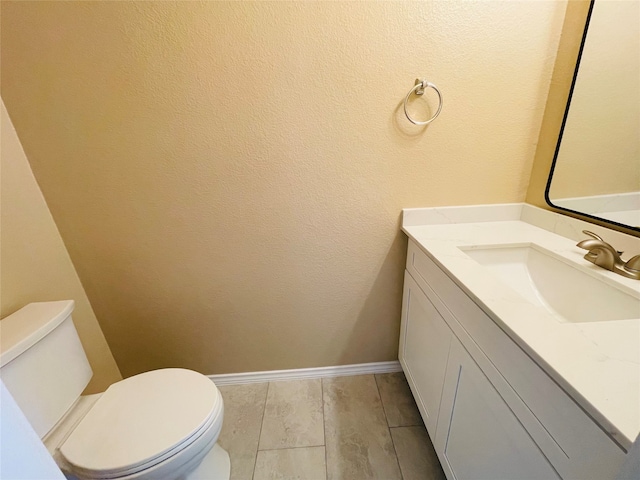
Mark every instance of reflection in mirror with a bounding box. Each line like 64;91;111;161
547;0;639;230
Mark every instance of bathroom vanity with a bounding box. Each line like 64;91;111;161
399;204;640;480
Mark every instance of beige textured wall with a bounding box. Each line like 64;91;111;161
1;1;566;377
549;0;640;199
1;102;122;393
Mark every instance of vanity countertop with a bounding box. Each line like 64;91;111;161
402;204;640;450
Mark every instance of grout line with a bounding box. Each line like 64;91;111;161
388;428;405;480
257;444;326;453
321;377;328;480
252;381;270;480
374;374;404;480
374;373;392;428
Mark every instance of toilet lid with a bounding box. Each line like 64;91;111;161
59;368;221;478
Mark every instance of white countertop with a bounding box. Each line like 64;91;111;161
402;204;640;450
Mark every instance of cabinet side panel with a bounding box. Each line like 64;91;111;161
400;271;452;437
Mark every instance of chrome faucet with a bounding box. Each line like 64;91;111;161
577;231;640;280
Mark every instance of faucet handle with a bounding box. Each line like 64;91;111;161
582;230;604;242
580;230;623;256
624;255;640;273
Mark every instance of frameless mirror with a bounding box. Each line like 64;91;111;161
546;0;639;231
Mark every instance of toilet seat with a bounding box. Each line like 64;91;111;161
59;369;223;480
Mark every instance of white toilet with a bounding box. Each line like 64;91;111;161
0;300;230;480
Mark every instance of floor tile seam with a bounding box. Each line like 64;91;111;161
257;442;327;452
257;378;325;452
252;381;271;480
390;422;424;429
256;380;276;452
256;444;326;453
373;374;393;429
374;373;423;428
388;426;406;480
374;374;404;480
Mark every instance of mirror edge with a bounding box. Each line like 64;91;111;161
544;0;640;235
526;0;640;238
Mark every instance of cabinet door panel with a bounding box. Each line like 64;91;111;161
436;339;560;480
400;271;452;437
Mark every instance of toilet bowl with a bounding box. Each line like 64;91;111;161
55;369;229;480
0;301;230;480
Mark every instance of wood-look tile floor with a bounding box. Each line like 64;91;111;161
217;372;446;480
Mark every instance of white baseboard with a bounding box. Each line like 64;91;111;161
208;361;402;386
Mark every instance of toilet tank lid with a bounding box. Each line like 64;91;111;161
0;300;75;367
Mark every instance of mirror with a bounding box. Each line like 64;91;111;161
546;0;639;231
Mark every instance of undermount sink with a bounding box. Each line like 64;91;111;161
461;244;640;323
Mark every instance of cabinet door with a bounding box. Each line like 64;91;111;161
435;339;560;480
399;271;452;437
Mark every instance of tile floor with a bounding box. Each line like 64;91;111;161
217;372;446;480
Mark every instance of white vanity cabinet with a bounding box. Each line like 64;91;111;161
400;239;627;480
435;338;559;480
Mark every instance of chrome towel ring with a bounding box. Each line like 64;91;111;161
403;78;443;126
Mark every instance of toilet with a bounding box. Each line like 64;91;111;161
0;300;230;480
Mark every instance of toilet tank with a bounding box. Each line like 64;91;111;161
0;301;92;438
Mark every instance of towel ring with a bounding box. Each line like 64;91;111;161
403;78;443;126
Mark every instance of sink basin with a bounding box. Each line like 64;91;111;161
461;244;640;323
